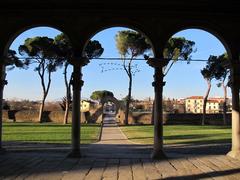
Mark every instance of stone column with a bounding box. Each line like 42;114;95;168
68;56;89;158
147;58;168;159
0;59;6;153
227;61;240;159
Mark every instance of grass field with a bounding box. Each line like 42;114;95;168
120;125;232;145
3;122;101;144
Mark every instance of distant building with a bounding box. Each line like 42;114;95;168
185;96;231;114
132;98;154;112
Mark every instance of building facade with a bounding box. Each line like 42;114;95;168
185;96;230;114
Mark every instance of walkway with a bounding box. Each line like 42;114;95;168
1;115;240;179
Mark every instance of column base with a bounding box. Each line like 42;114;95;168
227;150;240;160
151;149;167;159
67;149;81;158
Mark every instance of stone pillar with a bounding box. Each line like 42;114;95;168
0;59;6;153
227;61;240;159
147;58;168;159
68;56;89;158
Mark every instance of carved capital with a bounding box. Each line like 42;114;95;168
146;57;169;68
69;56;90;67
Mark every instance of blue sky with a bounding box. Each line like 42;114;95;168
4;27;227;101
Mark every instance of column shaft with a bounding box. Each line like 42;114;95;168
228;69;240;159
70;64;82;157
0;63;4;150
152;67;166;159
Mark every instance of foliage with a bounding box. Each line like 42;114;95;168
19;36;63;72
211;53;230;86
54;33;104;59
162;37;196;76
90;90;114;101
84;40;104;59
5;50;28;71
163;37;195;61
115;30;151;57
201;55;219;81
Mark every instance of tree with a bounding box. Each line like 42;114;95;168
211;53;230;125
145;37;195;124
90;90;114;102
115;30;151;125
163;37;196;75
200;55;217;125
54;33;104;124
18;37;63;123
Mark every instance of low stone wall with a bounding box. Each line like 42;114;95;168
116;111;232;125
116;111;150;125
2;109;232;125
2;110;87;123
164;113;232;125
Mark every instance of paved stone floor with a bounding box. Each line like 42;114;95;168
0;116;240;179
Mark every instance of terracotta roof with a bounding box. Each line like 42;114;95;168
186;96;203;99
208;98;224;103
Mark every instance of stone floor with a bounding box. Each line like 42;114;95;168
0;116;240;179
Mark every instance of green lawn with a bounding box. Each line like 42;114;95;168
120;125;232;145
3;122;101;144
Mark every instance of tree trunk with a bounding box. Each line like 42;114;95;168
38;96;46;123
223;83;227;125
63;63;71;124
64;101;70;124
125;73;132;125
202;80;211;125
38;67;51;123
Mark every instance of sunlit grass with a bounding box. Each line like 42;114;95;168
120;125;231;145
3;122;101;144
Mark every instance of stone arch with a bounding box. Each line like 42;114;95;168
101;95;120;115
3;24;72;56
80;23;157;58
159;25;232;61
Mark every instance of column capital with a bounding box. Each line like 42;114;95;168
69;56;89;67
146;57;169;69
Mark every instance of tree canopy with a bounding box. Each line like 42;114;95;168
163;37;195;61
5;50;28;71
18;36;63;73
90;90;114;101
201;55;220;81
115;30;151;58
54;33;104;59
